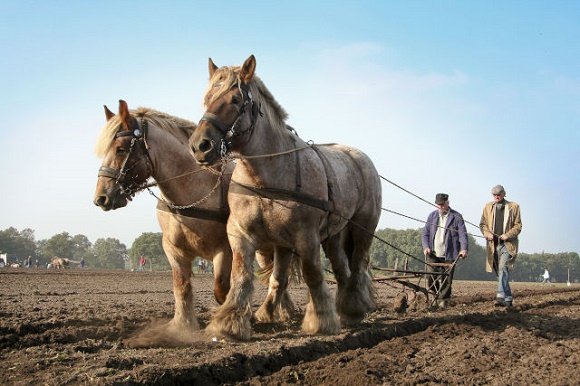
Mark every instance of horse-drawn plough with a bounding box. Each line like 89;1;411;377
94;54;482;344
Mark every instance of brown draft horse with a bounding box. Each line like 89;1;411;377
94;100;293;346
189;55;382;340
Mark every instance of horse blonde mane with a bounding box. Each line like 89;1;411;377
95;107;197;157
204;66;288;134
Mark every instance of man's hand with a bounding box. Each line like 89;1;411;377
499;234;508;241
423;248;431;257
485;234;494;241
458;250;468;259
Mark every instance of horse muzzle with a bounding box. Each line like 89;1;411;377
190;138;221;166
93;191;128;211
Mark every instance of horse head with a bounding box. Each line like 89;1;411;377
94;100;153;210
190;55;260;165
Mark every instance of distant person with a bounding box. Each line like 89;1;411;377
139;255;146;272
80;257;85;269
25;256;32;268
480;185;522;308
542;269;550;283
35;259;39;268
421;193;468;308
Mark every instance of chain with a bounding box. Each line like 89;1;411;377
147;160;227;209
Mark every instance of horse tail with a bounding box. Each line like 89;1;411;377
255;253;302;285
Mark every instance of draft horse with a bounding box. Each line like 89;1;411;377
94;100;293;345
189;55;382;340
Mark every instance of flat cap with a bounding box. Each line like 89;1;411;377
491;185;505;195
435;193;449;205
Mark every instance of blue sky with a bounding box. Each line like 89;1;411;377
0;1;578;254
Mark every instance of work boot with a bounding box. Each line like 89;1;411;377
494;298;512;307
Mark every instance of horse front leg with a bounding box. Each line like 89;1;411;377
298;239;341;335
168;259;199;331
124;245;199;348
254;247;296;323
205;236;255;340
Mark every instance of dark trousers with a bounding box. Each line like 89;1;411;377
426;255;456;299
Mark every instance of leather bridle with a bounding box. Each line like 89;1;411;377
97;118;153;198
199;81;262;157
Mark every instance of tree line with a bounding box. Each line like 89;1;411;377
369;228;579;283
0;227;169;271
1;226;578;283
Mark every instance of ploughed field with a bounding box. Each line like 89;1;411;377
0;269;578;385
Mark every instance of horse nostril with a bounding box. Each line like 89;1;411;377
198;139;213;153
94;195;107;207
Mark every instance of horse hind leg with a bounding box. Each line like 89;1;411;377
340;225;377;325
254;248;296;323
323;232;353;324
212;250;232;305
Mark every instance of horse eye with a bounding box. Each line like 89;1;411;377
116;147;127;155
231;94;240;104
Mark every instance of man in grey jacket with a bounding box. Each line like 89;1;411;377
422;193;468;308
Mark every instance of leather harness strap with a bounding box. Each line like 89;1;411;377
291;136;302;192
156;201;229;223
310;145;335;212
229;180;331;212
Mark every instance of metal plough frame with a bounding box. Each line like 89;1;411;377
370;256;458;308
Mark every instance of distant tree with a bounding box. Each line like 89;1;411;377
40;232;76;260
71;234;93;266
370;228;424;271
454;235;488;280
0;227;38;263
514;251;580;283
129;232;169;271
92;238;127;269
35;239;47;265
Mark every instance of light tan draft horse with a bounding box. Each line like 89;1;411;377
51;256;80;269
94;100;294;346
189;55;382;340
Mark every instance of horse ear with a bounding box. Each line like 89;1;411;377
208;58;218;79
118;100;131;125
104;105;115;121
240;54;256;84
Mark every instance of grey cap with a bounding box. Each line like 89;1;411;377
491;185;505;195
